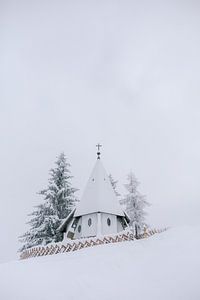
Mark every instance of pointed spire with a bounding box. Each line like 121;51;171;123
96;143;102;160
74;158;125;217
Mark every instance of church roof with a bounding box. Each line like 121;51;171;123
59;208;76;233
74;159;125;217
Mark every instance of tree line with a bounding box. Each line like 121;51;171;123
19;153;149;251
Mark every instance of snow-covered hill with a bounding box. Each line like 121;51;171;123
0;226;200;300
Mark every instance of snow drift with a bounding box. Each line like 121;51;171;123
0;226;200;300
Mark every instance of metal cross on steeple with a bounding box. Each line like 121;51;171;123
96;143;102;159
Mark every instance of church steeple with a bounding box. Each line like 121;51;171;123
74;156;124;217
96;143;102;160
60;146;130;240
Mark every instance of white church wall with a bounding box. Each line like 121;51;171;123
74;217;82;239
63;213;128;240
101;213;117;235
81;213;97;238
64;220;76;240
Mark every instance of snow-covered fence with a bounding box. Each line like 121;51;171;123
138;227;168;239
20;228;168;260
20;231;134;259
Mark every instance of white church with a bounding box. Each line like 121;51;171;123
59;145;130;240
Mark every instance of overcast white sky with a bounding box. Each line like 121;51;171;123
0;0;200;262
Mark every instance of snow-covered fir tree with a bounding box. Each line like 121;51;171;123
120;172;149;238
19;203;57;251
19;153;78;251
109;174;121;197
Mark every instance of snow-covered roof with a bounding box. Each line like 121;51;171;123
74;159;125;217
59;208;76;232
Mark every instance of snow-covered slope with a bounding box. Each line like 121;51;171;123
0;226;200;300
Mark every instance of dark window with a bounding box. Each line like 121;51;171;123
88;218;92;226
78;225;81;233
67;231;74;239
72;218;79;229
117;216;126;229
107;218;111;226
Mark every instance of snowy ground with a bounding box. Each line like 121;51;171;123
0;226;200;300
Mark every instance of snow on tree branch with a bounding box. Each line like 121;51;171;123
121;172;150;238
19;153;78;251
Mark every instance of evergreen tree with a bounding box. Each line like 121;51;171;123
120;172;149;238
109;174;121;197
19;153;78;251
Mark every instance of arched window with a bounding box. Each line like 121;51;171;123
88;218;92;227
78;225;81;233
107;218;111;226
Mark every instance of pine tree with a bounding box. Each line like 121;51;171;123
19;204;58;251
40;152;78;220
120;172;149;238
19;153;78;251
109;174;121;197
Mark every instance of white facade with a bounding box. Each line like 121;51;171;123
77;213;97;238
60;157;130;240
101;213;117;235
63;212;127;239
